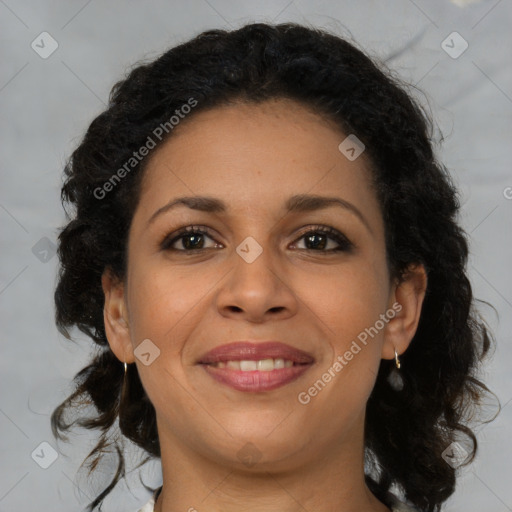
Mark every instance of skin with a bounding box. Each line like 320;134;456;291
102;98;427;512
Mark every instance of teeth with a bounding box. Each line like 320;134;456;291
257;359;274;371
210;359;295;371
240;360;257;371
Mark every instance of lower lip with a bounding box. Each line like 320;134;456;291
201;364;312;392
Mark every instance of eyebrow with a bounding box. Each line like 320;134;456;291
147;194;372;233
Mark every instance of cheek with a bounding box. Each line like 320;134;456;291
312;262;389;404
299;273;387;427
124;266;206;416
126;264;205;342
301;257;389;345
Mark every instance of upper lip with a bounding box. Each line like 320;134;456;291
198;341;315;364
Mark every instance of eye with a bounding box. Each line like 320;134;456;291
160;224;353;254
160;226;222;252
290;225;353;253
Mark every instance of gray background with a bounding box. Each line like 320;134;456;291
1;1;511;511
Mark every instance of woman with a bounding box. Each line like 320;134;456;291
51;22;496;512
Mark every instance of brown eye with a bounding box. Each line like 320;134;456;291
160;226;222;252
291;226;353;253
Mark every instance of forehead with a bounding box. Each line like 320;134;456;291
135;98;379;222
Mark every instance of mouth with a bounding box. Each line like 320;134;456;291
197;341;315;392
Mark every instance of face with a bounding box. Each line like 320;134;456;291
103;98;425;472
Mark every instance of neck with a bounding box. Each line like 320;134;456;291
152;412;390;512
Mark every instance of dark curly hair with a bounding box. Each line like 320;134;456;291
51;22;498;512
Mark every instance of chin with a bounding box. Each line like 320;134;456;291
208;428;310;472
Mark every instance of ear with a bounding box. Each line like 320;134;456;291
101;268;135;364
381;264;428;361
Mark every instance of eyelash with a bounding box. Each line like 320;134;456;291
160;224;354;254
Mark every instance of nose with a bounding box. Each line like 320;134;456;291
214;241;299;324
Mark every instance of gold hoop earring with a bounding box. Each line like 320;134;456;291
394;349;401;369
388;349;404;391
120;361;129;415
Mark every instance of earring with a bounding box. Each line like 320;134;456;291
387;348;404;391
394;349;401;369
120;361;129;414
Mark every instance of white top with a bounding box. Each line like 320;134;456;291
137;498;155;512
137;496;156;512
136;491;420;511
